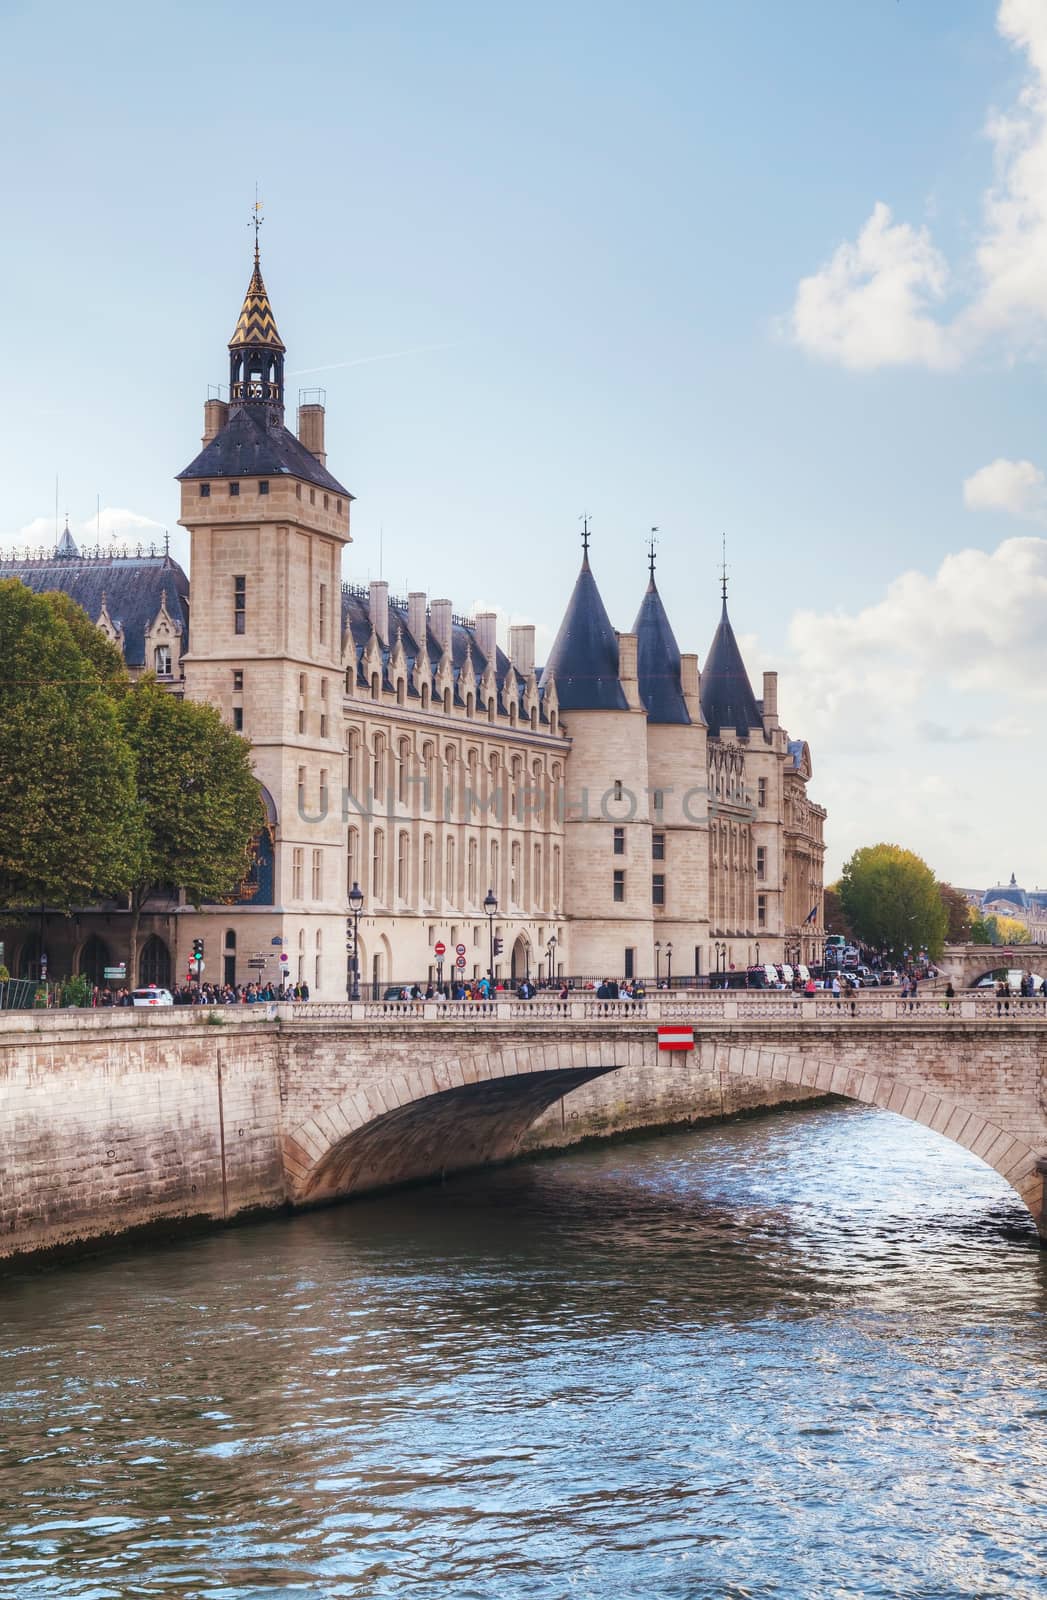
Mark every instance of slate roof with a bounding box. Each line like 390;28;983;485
0;552;189;669
701;600;762;738
982;874;1030;911
540;555;628;712
340;587;550;722
632;576;691;725
177;404;350;496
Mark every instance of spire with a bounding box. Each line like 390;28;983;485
632;559;690;725
541;534;628;712
55;518;78;559
701;590;761;738
228;200;285;421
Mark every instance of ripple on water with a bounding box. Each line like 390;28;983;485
0;1103;1045;1600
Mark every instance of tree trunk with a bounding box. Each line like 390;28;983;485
127;891;143;988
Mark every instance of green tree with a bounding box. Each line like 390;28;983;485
970;915;998;946
119;683;265;982
823;884;851;938
937;882;973;944
41;590;129;688
838;843;947;962
0;579;142;909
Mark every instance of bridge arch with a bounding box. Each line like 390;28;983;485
711;1039;1043;1227
282;1030;1045;1233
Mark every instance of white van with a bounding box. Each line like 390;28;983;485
132;987;174;1007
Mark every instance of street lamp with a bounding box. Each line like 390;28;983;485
666;940;673;989
348;880;364;1001
655;939;661;985
546;933;557;984
484;888;497;985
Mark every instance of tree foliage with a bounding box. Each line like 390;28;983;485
937;882;973;944
838;843;947;961
119;683;265;978
823;885;851;938
0;580;141;909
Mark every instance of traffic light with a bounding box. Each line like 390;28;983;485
192;937;204;961
493;936;504;957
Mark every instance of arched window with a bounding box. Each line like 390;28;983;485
371;672;380;701
421;683;430;709
372;828;384;898
423;834;434;900
443;687;451;714
467;837;478;901
138;935;171;989
397;830;410;900
78;934;111;988
346;729;360;797
422;742;436;811
446;836;456;903
373;735;386;801
396;677;406;706
398;737;411;805
225;928;237;950
490;839;499;890
510;840;521;903
466;692;475;717
347;826;359;893
553;845;562;909
533;843;542;907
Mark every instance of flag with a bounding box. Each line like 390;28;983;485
804;904;819;924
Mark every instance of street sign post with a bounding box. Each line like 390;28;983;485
103;965;126;980
434;940;446;957
455;955;467;969
455;942;466;957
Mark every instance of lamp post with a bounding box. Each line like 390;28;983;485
546;933;557;985
484;888;497;986
348;880;364;1001
655;939;661;986
666;941;673;989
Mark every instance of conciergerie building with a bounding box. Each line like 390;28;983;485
0;246;825;996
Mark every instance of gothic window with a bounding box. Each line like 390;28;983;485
347;827;359;893
423;834;434;900
234;575;246;635
372;829;385;898
397;830;410;900
155;645;172;676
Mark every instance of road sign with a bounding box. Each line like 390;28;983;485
455;943;467;956
247;957;266;970
434;941;446;957
279;953;289;964
657;1025;694;1053
455;955;467;969
103;964;126;979
271;936;284;946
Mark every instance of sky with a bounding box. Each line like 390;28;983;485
1;0;1044;889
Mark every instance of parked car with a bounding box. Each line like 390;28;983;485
131;986;173;1007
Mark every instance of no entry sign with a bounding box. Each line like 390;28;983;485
657;1025;694;1052
434;941;446;957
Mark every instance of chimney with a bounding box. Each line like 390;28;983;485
369;579;389;646
681;653;702;721
617;631;643;710
508;624;535;676
408;591;428;646
430;598;452;651
297;401;326;465
474;611;498;664
762;670;779;726
202;398;229;446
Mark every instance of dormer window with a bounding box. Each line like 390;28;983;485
155;646;172;677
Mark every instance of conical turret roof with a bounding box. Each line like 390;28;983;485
541;553;628;711
632;576;690;724
55;520;78;559
701;599;761;737
229;249;285;351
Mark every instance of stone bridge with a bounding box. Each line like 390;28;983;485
2;993;1046;1259
938;942;1047;989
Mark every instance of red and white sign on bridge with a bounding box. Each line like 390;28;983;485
657;1025;694;1052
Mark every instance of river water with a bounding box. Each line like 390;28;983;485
1;1103;1045;1600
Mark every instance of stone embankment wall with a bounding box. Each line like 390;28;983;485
0;1011;284;1261
0;1010;821;1262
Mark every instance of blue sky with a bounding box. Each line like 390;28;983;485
2;0;1045;886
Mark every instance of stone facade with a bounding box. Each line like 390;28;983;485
0;247;824;995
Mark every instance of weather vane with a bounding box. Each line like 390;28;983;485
251;183;264;261
647;526;659;580
580;512;591;556
719;532;729;602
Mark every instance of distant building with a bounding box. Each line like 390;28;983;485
0;244;825;994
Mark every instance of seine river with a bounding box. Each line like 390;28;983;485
1;1103;1045;1600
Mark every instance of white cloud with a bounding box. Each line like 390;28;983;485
780;533;1047;878
963;457;1047;523
789;2;1047;368
790;202;956;371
